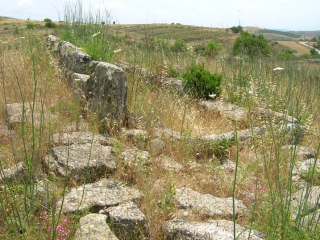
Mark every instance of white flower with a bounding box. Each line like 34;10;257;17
113;49;122;53
248;90;253;95
273;67;284;71
92;31;101;37
208;93;216;99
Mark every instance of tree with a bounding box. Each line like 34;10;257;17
310;48;320;58
230;25;243;34
44;18;52;23
233;31;270;60
203;41;222;58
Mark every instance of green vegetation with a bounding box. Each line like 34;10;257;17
26;23;36;29
230;25;243;34
171;39;187;52
203;40;222;58
258;29;301;38
233;31;270;60
277;49;293;61
183;64;222;99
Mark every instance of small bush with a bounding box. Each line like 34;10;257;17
183;63;222;99
45;22;56;28
277;50;293;61
44;18;52;23
172;39;187;52
203;41;222;58
26;23;36;29
3;27;9;30
193;44;205;55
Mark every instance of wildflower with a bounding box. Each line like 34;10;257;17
273;67;284;71
20;37;25;39
248;90;253;95
88;91;93;95
196;152;200;158
98;209;105;214
151;110;154;114
104;117;108;121
113;49;122;53
208;93;216;99
79;115;83;119
92;31;101;37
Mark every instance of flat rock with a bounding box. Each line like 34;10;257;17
105;201;146;238
154;128;182;140
149;138;165;155
52;131;118;147
0;162;25;183
6;102;57;128
163;219;265;240
282;145;317;161
56;179;142;214
175;187;247;218
254;108;298;123
291;186;320;218
71;73;90;92
121;149;151;167
75;213;119;240
293;158;320;177
199;100;247;122
121;129;149;146
43;143;116;181
159;156;184;172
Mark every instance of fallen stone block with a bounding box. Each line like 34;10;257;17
121;149;151;167
0;162;25;183
56;179;142;214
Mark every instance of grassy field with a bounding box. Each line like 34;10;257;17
1;11;320;240
278;41;311;55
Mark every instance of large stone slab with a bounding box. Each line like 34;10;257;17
43;143;116;181
87;61;127;128
0;162;25;183
46;35;60;52
58;40;92;75
75;213;119;240
163;219;265;240
292;158;320;177
51;131;118;147
121;149;151;167
105;201;146;238
121;128;149;147
282;145;317;161
175;187;247;218
291;186;320;219
56;179;142;214
154;128;182;140
6;102;57;128
254;108;298;124
71;72;90;92
199;100;247;122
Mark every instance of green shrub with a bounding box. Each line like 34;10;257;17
203;41;222;58
193;44;205;55
172;39;187;52
45;22;56;28
3;27;9;30
26;23;36;29
183;63;222;99
277;50;293;61
44;18;52;23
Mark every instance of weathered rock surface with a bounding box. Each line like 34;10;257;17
58;40;92;75
56;179;142;214
282;145;317;161
280;123;306;144
121;149;151;167
0;123;10;135
293;158;320;177
199;100;247;122
75;213;119;240
163;219;265;240
121;128;149;146
149;138;166;155
254;107;298;124
220;159;236;172
46;35;60;52
159;156;184;172
35;179;60;207
175;188;247;218
52;131;118;147
105;201;146;238
87;61;127;127
43;143;116;181
0;162;25;183
154;128;182;140
71;72;90;92
6;102;57;128
197;126;266;145
291;186;320;218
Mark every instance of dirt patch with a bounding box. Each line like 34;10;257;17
278;41;310;55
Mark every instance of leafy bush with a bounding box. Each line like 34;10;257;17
45;22;56;28
193;44;205;55
277;50;293;61
171;39;187;52
183;63;222;99
230;25;243;33
26;23;36;29
3;27;9;30
44;18;52;23
203;41;222;58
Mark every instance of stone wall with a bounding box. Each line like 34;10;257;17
46;35;127;130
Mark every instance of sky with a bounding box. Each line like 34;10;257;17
0;0;319;31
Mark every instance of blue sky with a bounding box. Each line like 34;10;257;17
0;0;319;31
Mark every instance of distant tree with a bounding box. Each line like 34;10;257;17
26;23;36;29
233;31;270;60
44;18;52;23
230;25;243;34
310;48;320;58
310;37;318;42
203;41;222;58
45;22;56;28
